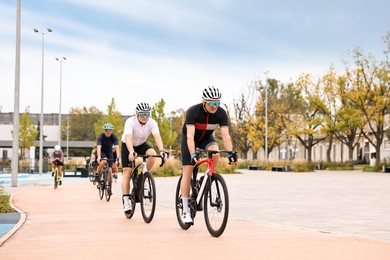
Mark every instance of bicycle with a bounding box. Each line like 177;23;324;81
52;160;62;190
89;161;98;184
97;158;117;202
175;149;235;237
124;154;165;223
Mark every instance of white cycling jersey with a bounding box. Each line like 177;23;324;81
121;116;160;146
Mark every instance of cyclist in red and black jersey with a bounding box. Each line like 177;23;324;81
180;86;237;224
51;145;64;185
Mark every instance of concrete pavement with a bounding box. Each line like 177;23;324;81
1;170;390;259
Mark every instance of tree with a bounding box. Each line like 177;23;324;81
288;74;327;162
68;106;103;156
94;98;124;139
149;99;177;151
231;88;256;158
15;108;38;159
321;65;365;162
246;78;290;158
345;46;390;167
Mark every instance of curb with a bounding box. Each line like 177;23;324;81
0;191;27;246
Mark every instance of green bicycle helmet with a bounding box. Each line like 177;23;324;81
103;123;114;130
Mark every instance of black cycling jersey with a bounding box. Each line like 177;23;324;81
182;103;229;141
97;133;119;155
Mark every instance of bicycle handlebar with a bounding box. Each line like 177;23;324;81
128;153;166;167
195;149;238;164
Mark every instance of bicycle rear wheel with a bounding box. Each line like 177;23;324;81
125;175;137;219
175;175;192;230
203;173;229;237
140;172;156;223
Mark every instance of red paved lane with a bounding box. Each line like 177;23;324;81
1;181;390;259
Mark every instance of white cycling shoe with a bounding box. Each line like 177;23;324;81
181;212;193;224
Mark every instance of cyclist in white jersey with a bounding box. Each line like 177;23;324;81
121;102;166;212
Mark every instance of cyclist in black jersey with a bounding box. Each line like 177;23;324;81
95;123;120;185
180;86;237;224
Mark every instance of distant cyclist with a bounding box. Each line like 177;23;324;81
51;145;64;185
89;143;98;174
95;123;121;187
180;86;237;224
121;102;166;212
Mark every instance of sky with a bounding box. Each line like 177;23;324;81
0;0;389;116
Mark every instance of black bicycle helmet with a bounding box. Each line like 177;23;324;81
202;86;221;101
135;102;151;112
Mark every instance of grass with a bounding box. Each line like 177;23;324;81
0;186;16;213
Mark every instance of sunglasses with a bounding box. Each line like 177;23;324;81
139;112;151;118
207;101;220;107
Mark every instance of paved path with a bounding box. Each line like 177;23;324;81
1;170;390;259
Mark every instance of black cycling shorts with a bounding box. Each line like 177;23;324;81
181;134;218;166
121;142;153;168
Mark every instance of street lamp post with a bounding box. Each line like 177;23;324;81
34;28;52;175
264;71;269;160
55;57;66;146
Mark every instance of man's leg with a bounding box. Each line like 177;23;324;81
180;165;193;223
145;148;156;171
122;167;134;211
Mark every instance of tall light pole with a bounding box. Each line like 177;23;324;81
55;57;66;146
11;0;21;187
264;71;269;160
34;28;52;175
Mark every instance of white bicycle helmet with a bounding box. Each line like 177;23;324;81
135;102;151;112
54;145;61;151
202;86;221;101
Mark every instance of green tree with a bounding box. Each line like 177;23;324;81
94;98;124;140
149;99;177;151
15;108;38;159
68;106;103;156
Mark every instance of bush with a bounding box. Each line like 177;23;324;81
236;159;251;169
0;186;16;213
152;158;181;177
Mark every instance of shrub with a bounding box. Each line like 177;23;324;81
152;158;181;177
0;186;16;213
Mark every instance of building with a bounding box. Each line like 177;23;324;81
0;112;94;162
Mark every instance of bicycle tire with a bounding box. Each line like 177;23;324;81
125;173;138;219
54;167;58;190
99;169;105;200
140;172;156;223
105;177;112;202
175;175;192;230
89;167;95;182
203;173;229;237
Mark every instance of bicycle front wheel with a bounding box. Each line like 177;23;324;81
203;173;229;237
99;171;105;200
175;175;192;230
140;172;156;223
89;167;95;182
54;168;59;190
105;180;112;202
